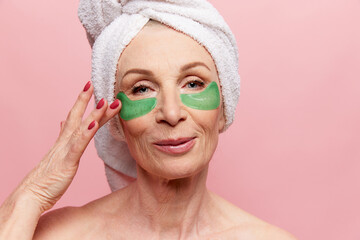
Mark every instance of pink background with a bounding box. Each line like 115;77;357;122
1;0;359;239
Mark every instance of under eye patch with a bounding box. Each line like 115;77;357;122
116;81;220;120
116;93;157;121
180;81;220;110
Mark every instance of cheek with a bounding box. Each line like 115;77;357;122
120;116;162;172
120;117;153;168
120;117;151;152
121;118;145;137
191;105;223;150
190;108;222;137
189;109;221;170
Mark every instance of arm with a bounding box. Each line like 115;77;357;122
0;81;121;240
0;189;42;240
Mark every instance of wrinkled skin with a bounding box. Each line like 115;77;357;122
115;21;225;182
0;20;297;240
0;81;121;240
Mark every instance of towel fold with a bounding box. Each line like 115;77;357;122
78;0;241;191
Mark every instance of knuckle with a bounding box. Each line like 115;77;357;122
67;108;77;119
90;110;101;120
58;128;73;142
69;129;88;154
70;128;82;140
77;92;88;102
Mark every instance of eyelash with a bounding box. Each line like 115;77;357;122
131;79;205;95
184;79;205;89
131;84;151;94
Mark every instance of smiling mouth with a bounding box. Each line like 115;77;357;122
153;137;196;155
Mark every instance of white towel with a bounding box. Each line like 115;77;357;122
78;0;241;191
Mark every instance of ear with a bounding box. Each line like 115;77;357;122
218;107;226;133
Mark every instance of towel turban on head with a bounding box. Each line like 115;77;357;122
78;0;241;191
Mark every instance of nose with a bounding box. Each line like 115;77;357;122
155;88;187;126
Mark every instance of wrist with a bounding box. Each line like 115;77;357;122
0;189;43;240
12;188;43;217
0;185;44;222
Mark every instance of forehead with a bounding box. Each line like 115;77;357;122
117;22;217;78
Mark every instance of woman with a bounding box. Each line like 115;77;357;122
0;1;297;239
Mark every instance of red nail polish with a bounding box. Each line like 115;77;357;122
83;81;91;92
88;120;96;130
110;100;119;109
96;98;105;109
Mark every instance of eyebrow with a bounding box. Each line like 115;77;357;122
121;61;211;79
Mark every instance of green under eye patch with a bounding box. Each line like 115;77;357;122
116;81;220;120
180;81;220;110
116;93;157;121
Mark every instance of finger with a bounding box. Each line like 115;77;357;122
64;120;99;167
63;98;108;166
81;98;109;130
98;99;122;127
62;81;93;134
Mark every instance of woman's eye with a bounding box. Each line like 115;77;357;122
185;80;204;89
132;85;150;94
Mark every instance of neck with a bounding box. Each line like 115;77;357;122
128;165;211;238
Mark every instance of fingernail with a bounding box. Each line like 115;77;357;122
83;81;91;92
110;99;119;109
96;98;105;109
88;120;96;130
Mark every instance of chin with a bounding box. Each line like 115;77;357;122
141;152;211;180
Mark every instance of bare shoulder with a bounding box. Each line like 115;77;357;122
33;206;87;240
207;191;298;240
33;186;131;239
225;223;298;240
33;194;115;240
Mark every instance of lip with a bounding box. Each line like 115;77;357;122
153;137;196;155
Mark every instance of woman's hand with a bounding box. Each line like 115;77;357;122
0;81;121;239
25;81;121;211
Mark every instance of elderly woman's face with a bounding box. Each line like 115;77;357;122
115;22;225;179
